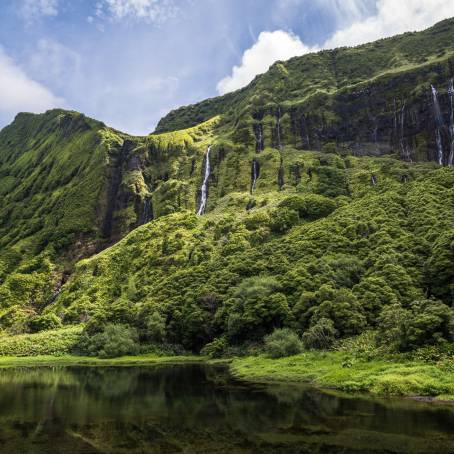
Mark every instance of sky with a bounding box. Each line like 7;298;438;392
1;0;454;135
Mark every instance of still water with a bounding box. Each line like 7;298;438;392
0;363;453;453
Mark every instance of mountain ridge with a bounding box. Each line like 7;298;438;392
0;19;453;357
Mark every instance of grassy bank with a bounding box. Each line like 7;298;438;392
231;352;454;400
0;326;83;357
0;354;203;367
1;327;453;400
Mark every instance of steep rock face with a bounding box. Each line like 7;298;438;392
0;111;150;259
2;19;454;334
156;18;454;165
242;64;454;163
0;110;107;258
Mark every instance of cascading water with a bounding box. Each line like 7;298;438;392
431;85;444;165
255;123;264;152
436;129;444;166
251;159;259;193
277;107;282;150
448;79;454;166
372;121;378;152
141;197;152;224
197;146;211;215
399;101;411;161
371;175;377;186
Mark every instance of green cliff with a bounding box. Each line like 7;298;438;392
0;19;453;358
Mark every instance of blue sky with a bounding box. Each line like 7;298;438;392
1;0;453;135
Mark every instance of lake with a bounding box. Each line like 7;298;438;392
0;363;452;453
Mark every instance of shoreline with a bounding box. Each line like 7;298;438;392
0;354;205;367
229;352;454;403
0;353;453;404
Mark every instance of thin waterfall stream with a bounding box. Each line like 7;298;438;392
431;85;444;165
448;78;454;166
399;101;411;161
277;107;282;150
197;145;211;215
255;123;264;152
251;159;259;193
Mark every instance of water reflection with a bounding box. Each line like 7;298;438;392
0;364;452;453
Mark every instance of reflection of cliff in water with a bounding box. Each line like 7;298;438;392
0;364;453;453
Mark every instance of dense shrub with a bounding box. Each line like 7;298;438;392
377;300;454;351
28;313;62;333
79;324;139;358
264;328;303;358
269;207;299;233
311;286;367;336
225;276;292;341
0;326;82;356
145;311;166;343
316;166;348;197
279;194;336;220
302;318;337;350
201;336;228;358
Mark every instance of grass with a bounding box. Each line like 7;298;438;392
230;351;454;399
0;354;204;367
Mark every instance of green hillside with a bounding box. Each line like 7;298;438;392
0;19;453;363
47;157;454;353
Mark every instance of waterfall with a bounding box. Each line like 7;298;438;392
141;197;152;224
436;129;444;166
255;123;264;152
371;175;377;186
251;159;259;193
278;156;284;189
277;107;282;150
197;146;211;215
373;121;378;152
431;85;444;126
431;85;444;165
393;98;398;132
399;101;411;161
448;79;454;166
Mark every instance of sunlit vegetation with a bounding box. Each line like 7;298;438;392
0;18;453;400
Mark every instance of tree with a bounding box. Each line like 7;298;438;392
146;311;166;343
28;313;62;333
83;324;139;358
377;300;454;351
302;318;337;350
264;328;303;358
279;194;336;221
270;207;299;233
311;285;367;336
226;276;292;341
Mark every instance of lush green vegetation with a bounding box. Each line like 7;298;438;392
41;157;453;357
0;18;453;402
0;326;82;356
231;352;454;398
263;328;303;358
0;353;202;367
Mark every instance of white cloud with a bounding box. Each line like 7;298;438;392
325;0;454;48
217;30;317;95
0;48;65;127
313;0;374;25
21;0;59;21
26;39;82;89
97;0;181;23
